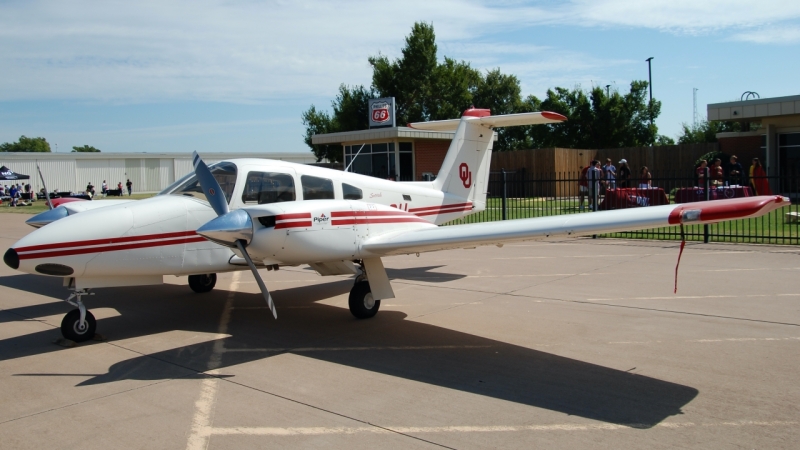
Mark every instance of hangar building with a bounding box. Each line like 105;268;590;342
0;152;316;194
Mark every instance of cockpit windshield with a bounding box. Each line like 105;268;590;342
158;162;238;203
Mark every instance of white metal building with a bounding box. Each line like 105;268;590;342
0;152;317;194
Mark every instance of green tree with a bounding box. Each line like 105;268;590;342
0;135;51;152
530;82;662;149
302;22;666;161
677;120;740;144
72;145;101;152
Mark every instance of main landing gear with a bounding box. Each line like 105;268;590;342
60;289;96;343
188;273;217;293
349;264;380;319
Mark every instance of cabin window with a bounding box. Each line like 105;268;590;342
342;183;362;200
241;172;296;204
301;175;335;200
160;162;238;203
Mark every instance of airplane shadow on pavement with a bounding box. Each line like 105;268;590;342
0;271;698;428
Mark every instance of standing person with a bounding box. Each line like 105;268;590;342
9;184;18;207
617;159;631;188
578;163;590;210
710;158;724;186
727;156;744;185
126;179;133;196
750;158;772;195
117;181;123;193
587;160;603;210
86;181;95;198
603;158;616;190
101;180;108;197
696;160;708;187
639;166;652;189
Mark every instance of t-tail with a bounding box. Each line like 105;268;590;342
409;108;566;212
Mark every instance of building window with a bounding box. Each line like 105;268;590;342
301;175;335;200
242;172;295;204
779;132;800;193
399;142;413;181
344;141;412;180
342;183;362;200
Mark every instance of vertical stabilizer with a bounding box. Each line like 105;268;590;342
409;109;566;212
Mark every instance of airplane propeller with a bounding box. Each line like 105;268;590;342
191;151;277;319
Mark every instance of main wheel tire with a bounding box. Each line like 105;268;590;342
61;309;96;343
189;274;217;293
348;281;380;319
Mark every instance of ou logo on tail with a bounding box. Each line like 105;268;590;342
459;163;472;188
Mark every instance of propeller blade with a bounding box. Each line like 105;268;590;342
192;151;229;217
235;240;277;319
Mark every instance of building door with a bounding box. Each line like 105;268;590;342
778;133;800;194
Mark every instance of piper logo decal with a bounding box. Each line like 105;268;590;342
459;163;472;188
313;213;330;224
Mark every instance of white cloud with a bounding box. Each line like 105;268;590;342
0;0;798;103
732;26;800;44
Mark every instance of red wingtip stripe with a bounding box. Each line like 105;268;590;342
667;195;788;225
541;111;567;122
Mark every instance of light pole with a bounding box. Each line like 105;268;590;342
646;57;654;143
605;85;610;97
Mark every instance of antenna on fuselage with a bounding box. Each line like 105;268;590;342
344;143;366;173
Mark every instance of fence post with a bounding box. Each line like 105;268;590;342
591;167;598;238
704;166;710;243
501;168;508;221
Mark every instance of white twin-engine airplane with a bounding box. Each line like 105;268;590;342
3;108;789;343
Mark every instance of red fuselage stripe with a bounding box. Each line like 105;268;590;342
409;203;472;213
276;213;311;220
18;236;208;260
274;221;313;229
331;218;428;226
415;206;473;216
15;230;199;253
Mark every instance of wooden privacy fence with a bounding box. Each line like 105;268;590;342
491;144;721;176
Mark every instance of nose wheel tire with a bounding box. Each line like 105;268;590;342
61;309;96;343
189;273;217;293
349;281;380;319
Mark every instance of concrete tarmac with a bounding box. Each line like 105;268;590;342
1;213;798;449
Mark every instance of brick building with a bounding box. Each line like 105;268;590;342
708;94;800;193
311;127;454;181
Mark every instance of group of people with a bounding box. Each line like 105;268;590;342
85;179;134;197
0;183;31;207
578;158;650;210
695;156;771;195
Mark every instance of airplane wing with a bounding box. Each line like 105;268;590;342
408;111;566;131
361;196;788;257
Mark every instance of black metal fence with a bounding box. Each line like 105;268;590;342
444;170;800;245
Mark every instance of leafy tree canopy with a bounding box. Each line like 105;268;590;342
677;120;740;144
72;145;101;152
303;22;665;162
0;135;51;152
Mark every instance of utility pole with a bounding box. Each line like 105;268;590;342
693;88;699;128
646;57;654;144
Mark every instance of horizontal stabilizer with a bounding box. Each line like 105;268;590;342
409;111;566;132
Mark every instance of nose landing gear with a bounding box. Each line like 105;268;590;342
60;289;96;343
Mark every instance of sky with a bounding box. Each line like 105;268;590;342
1;0;799;155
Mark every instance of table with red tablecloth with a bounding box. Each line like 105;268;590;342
598;188;669;210
674;186;754;203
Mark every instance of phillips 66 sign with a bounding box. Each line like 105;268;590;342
368;97;396;128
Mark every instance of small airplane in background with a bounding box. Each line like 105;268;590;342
3;108;789;343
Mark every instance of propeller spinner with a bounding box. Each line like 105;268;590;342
192;151;277;319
